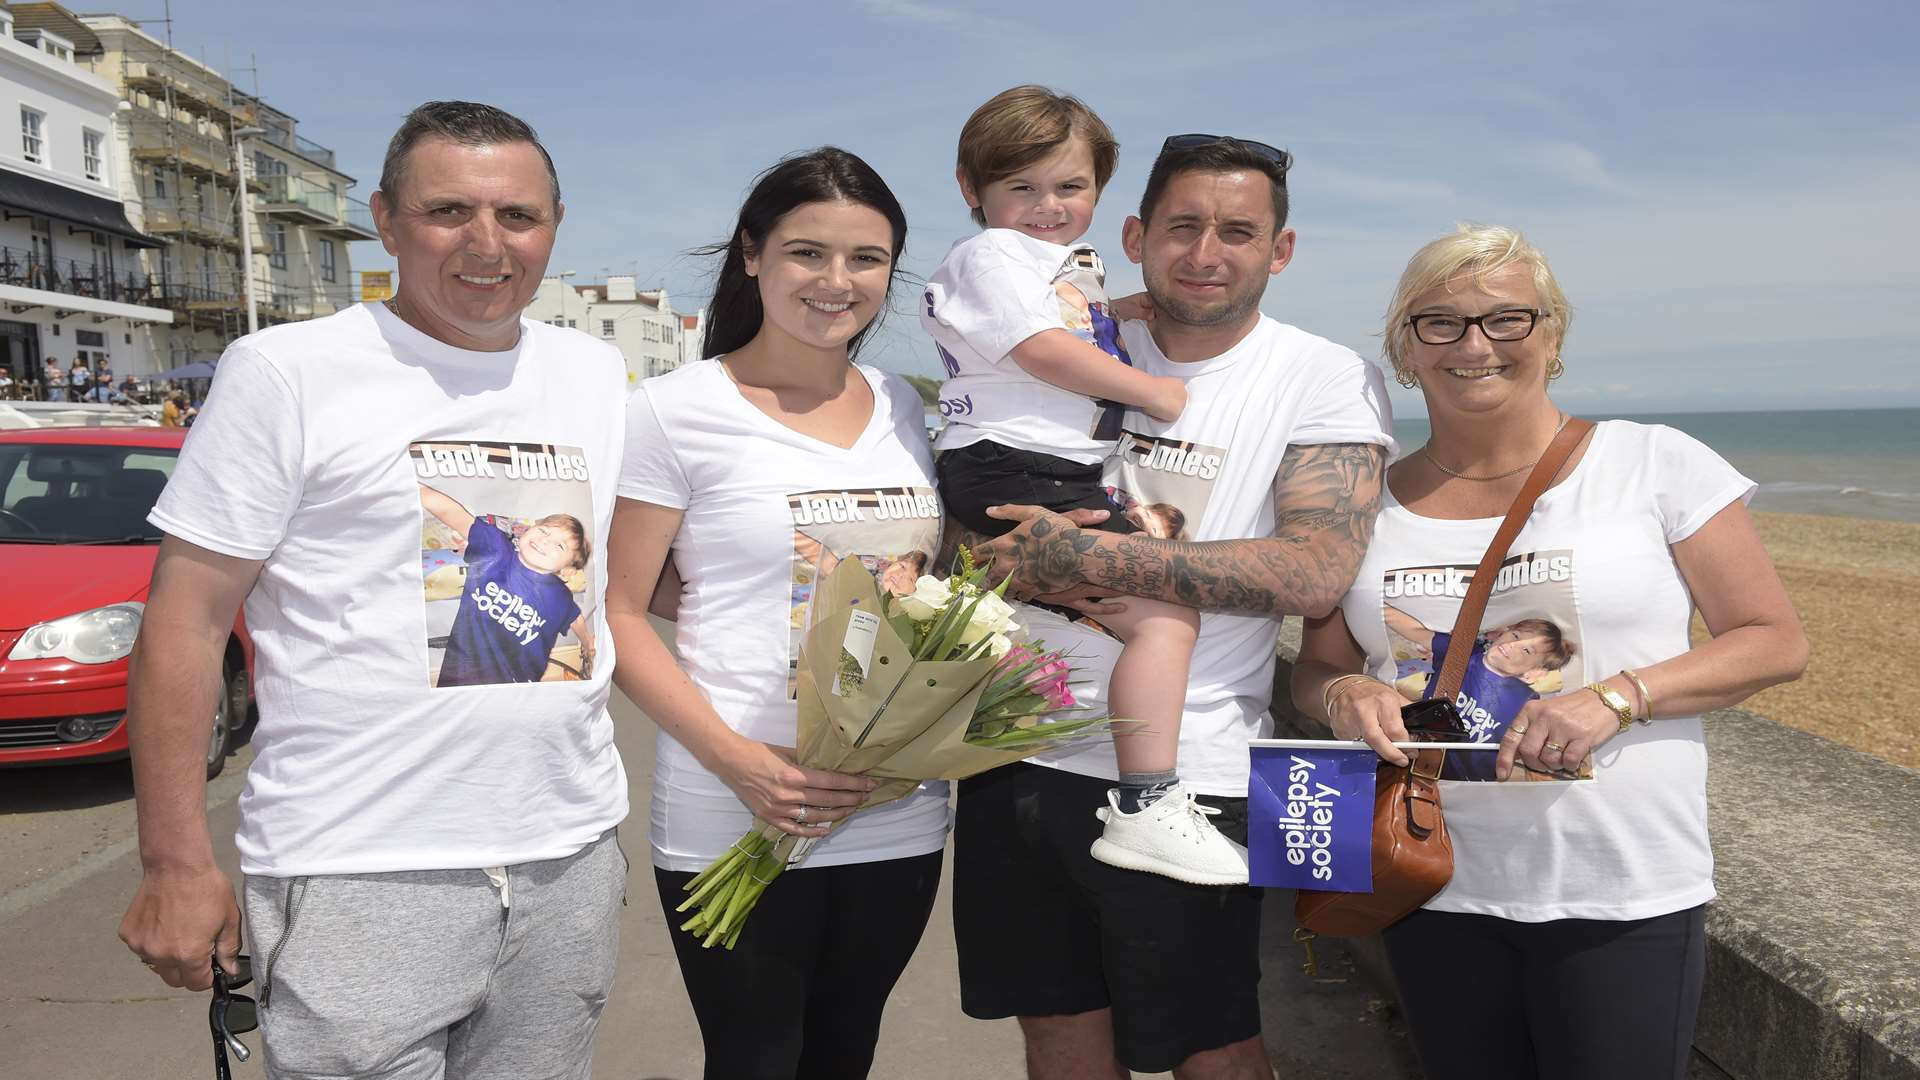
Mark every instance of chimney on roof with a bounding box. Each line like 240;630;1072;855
606;276;637;303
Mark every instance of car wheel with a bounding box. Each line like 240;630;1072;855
206;661;237;780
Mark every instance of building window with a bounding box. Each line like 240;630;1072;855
267;223;287;270
21;108;45;164
152;173;168;199
601;319;614;337
319;239;336;283
157;245;173;284
566;319;577;328
83;130;104;181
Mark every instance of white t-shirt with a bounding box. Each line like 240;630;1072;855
1021;316;1396;796
150;303;630;877
618;360;951;871
922;228;1136;464
1338;420;1754;922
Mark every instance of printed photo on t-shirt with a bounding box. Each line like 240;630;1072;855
1099;430;1228;541
413;440;598;689
1376;549;1591;782
787;485;942;698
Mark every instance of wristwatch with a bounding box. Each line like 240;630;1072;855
1586;682;1636;733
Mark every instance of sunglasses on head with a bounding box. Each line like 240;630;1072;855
211;955;258;1080
1159;134;1293;180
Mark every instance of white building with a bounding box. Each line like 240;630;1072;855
0;5;171;396
524;275;686;388
71;9;379;371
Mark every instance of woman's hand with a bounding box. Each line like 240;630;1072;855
711;736;878;838
1327;678;1414;767
1495;690;1620;780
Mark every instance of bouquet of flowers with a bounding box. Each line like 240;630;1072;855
677;551;1109;949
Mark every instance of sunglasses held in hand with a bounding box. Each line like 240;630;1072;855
211;955;258;1080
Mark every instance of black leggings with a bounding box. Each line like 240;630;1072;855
653;851;943;1080
1383;905;1708;1080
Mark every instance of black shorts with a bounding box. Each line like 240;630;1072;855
936;440;1135;538
952;763;1264;1074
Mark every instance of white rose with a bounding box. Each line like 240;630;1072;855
958;589;1018;644
985;632;1013;659
895;575;952;622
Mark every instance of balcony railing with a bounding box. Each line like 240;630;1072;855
260;174;342;223
256;125;337;170
0;245;160;307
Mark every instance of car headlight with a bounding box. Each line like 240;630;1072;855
8;602;145;664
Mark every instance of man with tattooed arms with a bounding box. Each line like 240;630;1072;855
950;135;1394;1080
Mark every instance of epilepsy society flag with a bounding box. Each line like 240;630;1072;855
1248;741;1378;893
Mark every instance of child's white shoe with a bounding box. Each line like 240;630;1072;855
1090;782;1249;885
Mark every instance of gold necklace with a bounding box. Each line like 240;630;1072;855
1421;414;1571;481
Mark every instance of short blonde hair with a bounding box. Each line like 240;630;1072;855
1382;224;1572;380
956;85;1118;228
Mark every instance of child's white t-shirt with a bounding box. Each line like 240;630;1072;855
921;228;1136;465
1019;316;1397;796
1339;421;1754;921
149;303;630;877
618;360;951;871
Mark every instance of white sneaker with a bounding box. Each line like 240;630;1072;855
1090;782;1250;885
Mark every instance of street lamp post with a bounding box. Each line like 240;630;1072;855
231;125;265;336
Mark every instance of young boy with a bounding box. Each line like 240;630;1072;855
921;85;1244;884
1384;606;1578;780
420;483;596;688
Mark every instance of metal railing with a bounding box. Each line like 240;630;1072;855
0;245;159;306
344;197;377;235
256;124;337;170
260;174;343;222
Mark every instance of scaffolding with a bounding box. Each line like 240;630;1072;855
8;4;375;365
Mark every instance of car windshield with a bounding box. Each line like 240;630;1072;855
0;443;176;543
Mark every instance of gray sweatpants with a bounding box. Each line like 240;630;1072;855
242;831;627;1080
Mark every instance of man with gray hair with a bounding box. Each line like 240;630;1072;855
118;101;630;1078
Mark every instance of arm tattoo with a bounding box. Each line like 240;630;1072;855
1082;442;1385;617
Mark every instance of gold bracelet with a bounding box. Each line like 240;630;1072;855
1322;673;1373;718
1619;668;1655;722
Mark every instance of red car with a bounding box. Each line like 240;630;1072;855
0;426;254;778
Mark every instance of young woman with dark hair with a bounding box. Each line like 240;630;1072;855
604;147;946;1080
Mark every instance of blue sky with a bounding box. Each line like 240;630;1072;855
167;0;1916;414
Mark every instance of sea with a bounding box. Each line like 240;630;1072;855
1390;408;1920;524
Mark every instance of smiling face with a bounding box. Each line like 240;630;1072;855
744;199;896;356
1123;168;1294;330
371;137;562;351
1404;263;1559;417
961;137;1099;245
516;522;582;576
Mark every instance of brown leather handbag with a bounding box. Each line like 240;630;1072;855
1294;418;1593;937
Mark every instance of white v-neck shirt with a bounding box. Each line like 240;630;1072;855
619;360;950;870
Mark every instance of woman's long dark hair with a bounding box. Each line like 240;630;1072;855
700;146;909;362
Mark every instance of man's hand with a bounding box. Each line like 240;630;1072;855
1033;582;1128;617
118;865;242;991
971;504;1111;601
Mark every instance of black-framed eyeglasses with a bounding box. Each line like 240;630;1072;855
1160;134;1293;182
1406;309;1548;346
211;955;258;1080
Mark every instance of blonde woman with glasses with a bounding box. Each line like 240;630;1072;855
1291;224;1807;1080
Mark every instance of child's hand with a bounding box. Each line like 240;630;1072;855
1110;292;1155;323
1145;376;1187;423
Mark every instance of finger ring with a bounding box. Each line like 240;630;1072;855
1545;741;1566;753
794;805;808;823
1509;724;1529;736
141;960;157;969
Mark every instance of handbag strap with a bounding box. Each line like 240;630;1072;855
1428;417;1594;703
